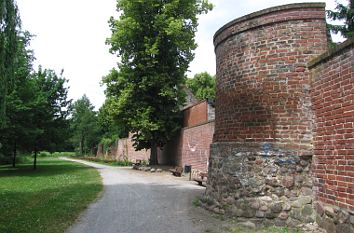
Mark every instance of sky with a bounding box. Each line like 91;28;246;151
16;0;346;109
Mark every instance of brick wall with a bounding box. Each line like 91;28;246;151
183;101;208;127
178;121;214;172
214;3;328;150
309;38;354;232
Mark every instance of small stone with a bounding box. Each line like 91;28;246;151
156;168;162;172
279;212;289;220
256;211;265;218
350;215;354;224
238;221;256;229
291;196;312;208
150;168;156;172
337;210;350;224
265;210;278;219
316;202;325;216
301;187;313;196
336;224;354;233
271;202;283;213
251;201;260;210
300;160;308;167
231;207;243;217
323;219;336;233
260;205;268;211
301;204;314;217
324;206;336;218
259;196;272;202
282;176;294;188
243;208;256;218
283;202;292;211
296;166;303;172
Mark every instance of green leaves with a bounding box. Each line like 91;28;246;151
103;0;212;163
186;72;216;101
327;0;354;38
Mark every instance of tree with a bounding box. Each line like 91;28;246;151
186;72;215;101
30;68;72;169
71;95;99;156
104;0;212;165
0;0;20;128
0;31;34;167
327;0;354;38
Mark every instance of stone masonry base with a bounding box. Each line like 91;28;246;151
204;142;315;227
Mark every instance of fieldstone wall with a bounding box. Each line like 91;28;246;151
205;3;328;227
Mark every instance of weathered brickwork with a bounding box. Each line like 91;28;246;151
309;38;354;233
179;121;214;172
205;3;329;227
183;101;208;128
214;3;328;145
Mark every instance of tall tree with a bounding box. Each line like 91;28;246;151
186;72;215;101
30;68;72;169
0;0;20;128
327;0;354;38
71;95;99;156
104;0;212;165
0;31;34;167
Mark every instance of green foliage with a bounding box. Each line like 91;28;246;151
74;156;133;167
0;0;20;127
104;0;212;164
186;72;216;101
51;151;76;157
71;95;99;156
0;158;102;233
327;0;354;38
29;67;72;153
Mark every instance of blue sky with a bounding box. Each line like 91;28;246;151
17;0;346;109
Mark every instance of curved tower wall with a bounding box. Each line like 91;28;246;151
206;3;328;225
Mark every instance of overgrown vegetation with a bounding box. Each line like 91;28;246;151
0;157;102;233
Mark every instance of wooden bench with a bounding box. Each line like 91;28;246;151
194;172;208;186
169;166;183;177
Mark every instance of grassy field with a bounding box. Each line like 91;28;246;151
0;158;102;233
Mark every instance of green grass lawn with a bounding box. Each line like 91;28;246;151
0;157;103;233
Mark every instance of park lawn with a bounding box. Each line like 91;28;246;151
0;157;103;233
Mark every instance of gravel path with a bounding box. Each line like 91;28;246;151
64;158;225;233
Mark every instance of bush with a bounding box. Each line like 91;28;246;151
51;152;76;157
39;151;51;157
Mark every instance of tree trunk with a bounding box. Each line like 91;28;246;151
33;149;37;170
12;141;16;168
150;142;158;165
80;135;84;156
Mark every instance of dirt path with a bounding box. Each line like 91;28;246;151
63;158;227;233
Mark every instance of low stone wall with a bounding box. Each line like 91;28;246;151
205;142;314;226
